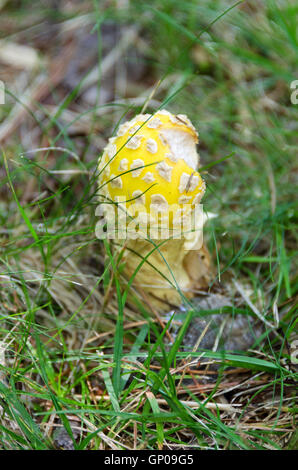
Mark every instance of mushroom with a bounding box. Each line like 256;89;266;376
98;110;211;310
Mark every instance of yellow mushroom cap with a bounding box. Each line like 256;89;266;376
98;110;205;230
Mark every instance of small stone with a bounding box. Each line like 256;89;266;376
183;294;263;354
53;421;80;450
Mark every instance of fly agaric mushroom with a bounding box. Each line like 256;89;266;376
98;110;211;310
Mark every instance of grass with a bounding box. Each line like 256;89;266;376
0;0;297;450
